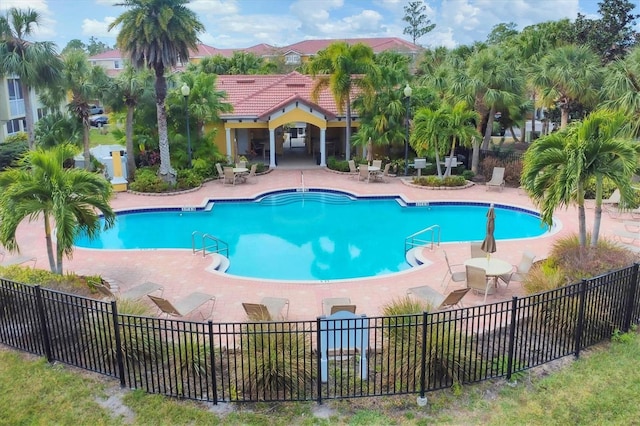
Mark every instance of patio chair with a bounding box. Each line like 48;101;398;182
498;251;536;287
242;296;290;321
358;164;370;183
470;242;484;258
322;297;351;315
407;286;470;310
348;160;358;178
215;163;225;183
245;164;258;183
486;167;505;191
90;279;164;301
330;304;356;314
381;163;394;180
148;292;216;320
441;250;466;288
371;159;382;169
466;265;493;303
223;167;236;186
0;250;37;268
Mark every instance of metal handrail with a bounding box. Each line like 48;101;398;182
191;231;229;257
202;234;229;258
404;224;440;253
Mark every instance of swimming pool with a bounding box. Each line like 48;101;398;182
75;189;550;281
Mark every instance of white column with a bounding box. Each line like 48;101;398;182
320;128;327;167
225;127;232;162
269;129;277;168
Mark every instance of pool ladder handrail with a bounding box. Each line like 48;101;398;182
404;224;440;253
191;231;229;258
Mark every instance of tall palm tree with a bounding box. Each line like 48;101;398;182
103;64;154;180
412;105;448;178
441;101;480;177
109;0;204;183
0;7;63;149
531;45;602;129
521;109;637;249
352;51;411;154
61;50;109;170
306;42;378;160
0;144;115;274
601;45;640;136
450;46;523;172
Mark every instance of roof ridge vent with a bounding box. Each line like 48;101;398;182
286;83;306;87
236;79;255;83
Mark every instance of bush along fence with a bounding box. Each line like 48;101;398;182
1;263;639;404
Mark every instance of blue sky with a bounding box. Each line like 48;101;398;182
0;0;623;52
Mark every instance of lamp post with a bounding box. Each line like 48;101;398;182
181;83;192;168
403;83;412;176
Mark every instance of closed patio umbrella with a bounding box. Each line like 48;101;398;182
366;138;373;164
480;204;496;258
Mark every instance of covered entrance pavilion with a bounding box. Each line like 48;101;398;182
209;72;359;168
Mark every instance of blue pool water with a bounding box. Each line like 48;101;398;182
75;190;549;281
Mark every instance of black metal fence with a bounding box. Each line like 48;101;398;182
1;263;639;404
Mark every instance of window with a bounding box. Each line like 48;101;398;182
37;107;49;120
7;78;25;116
285;53;300;65
6;118;25;135
114;60;121;69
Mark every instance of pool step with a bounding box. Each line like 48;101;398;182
206;253;230;273
405;247;424;267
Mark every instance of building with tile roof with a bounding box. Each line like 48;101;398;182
210;71;361;167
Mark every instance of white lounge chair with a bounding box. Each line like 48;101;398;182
148;292;216;320
486;167;505;191
0;251;37;268
242;297;290;321
322;297;352;315
407;286;470;310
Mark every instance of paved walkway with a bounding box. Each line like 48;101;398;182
8;168;630;322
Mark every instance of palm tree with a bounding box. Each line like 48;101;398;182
531;45;602;129
306;42;378;160
173;71;232;140
411;105;448;178
601;45;640;136
109;0;204;183
441;101;480;177
0;7;63;149
0;144;115;274
103;64;154;180
521;109;637;249
352;51;411;155
61;50;109;170
450;46;523;172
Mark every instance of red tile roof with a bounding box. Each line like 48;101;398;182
283;37;420;55
217;71;348;119
89;44;219;61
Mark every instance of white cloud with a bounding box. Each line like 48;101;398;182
82;16;117;38
190;0;239;15
0;0;56;39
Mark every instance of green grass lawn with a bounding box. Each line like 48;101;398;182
1;329;638;425
90;128;121;148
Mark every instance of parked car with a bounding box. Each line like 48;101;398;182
90;116;108;127
89;105;104;115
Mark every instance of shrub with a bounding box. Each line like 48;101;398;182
0;265;89;295
0;140;28;171
4;132;27;144
412;175;467;187
176;168;203;190
382;297;480;390
327;156;350;172
237;322;311;400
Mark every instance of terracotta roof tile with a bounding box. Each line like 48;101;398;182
283;37;420;55
217;71;349;119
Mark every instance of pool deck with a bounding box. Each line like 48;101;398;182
8;168;633;322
